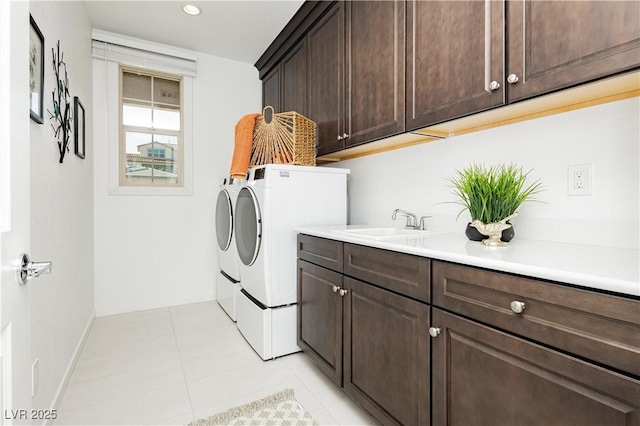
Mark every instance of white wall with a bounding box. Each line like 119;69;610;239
29;0;95;413
337;97;640;250
93;49;261;316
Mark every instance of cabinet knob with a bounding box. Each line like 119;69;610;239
489;80;500;91
332;285;339;293
507;74;519;84
342;133;349;139
429;327;441;338
339;288;348;296
510;301;526;314
337;135;342;141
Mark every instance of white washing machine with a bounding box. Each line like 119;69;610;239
234;164;349;360
215;176;243;321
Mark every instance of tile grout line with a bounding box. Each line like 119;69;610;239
168;305;197;423
57;308;191;422
56;382;190;422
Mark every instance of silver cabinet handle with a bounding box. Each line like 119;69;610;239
489;80;500;91
337;135;342;141
339;288;348;296
18;253;52;286
429;327;441;338
510;301;526;314
342;133;349;139
332;285;339;293
507;73;519;84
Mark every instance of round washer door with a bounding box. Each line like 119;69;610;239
235;187;262;266
215;189;233;251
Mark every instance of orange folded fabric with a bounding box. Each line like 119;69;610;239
229;113;260;179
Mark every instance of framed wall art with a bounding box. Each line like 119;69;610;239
74;96;85;159
29;15;44;124
49;40;71;163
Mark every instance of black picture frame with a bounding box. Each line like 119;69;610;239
29;15;44;124
74;96;85;159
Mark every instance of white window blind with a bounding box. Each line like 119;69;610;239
91;39;197;77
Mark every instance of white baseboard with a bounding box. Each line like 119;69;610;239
46;310;95;425
95;292;214;317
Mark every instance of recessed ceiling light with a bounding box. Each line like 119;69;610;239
182;4;201;16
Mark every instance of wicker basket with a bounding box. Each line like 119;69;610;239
250;106;317;167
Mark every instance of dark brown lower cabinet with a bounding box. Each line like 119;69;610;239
343;277;430;426
298;235;640;426
431;307;640;426
297;235;431;426
297;259;343;386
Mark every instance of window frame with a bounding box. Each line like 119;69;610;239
119;66;184;188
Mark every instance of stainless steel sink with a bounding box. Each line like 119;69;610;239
337;227;429;240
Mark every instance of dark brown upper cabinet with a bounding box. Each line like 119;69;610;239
281;41;308;115
309;1;406;156
344;0;405;148
506;0;640;102
308;2;345;156
407;0;640;130
258;0;639;155
262;67;281;113
261;40;307;115
406;0;506;130
256;1;334;115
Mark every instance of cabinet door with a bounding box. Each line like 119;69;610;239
282;40;308;116
345;0;405;147
308;2;345;156
507;0;640;102
431;308;640;426
297;259;343;386
343;277;430;426
406;0;505;130
262;66;280;111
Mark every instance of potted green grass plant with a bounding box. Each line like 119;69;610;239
448;163;544;244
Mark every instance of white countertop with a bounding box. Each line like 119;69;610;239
296;225;640;297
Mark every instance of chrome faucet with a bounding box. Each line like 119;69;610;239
392;209;430;231
392;209;419;229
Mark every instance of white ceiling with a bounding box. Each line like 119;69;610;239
83;0;305;64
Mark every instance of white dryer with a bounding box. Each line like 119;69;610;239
215;176;243;321
235;164;349;360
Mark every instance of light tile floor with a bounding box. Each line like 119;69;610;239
54;301;379;425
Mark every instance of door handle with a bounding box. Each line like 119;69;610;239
18;253;52;286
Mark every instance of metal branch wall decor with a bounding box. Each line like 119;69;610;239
48;40;72;163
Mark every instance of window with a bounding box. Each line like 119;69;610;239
148;148;166;158
120;68;182;187
93;34;195;196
